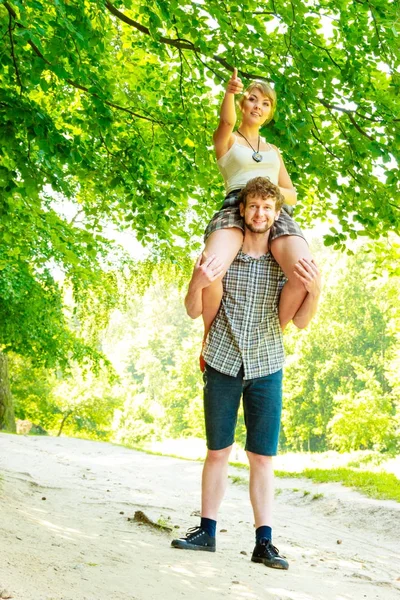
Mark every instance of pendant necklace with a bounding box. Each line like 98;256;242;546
237;130;263;162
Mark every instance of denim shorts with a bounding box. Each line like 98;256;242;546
203;365;283;456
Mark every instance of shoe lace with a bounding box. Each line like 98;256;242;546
185;526;203;537
260;538;281;557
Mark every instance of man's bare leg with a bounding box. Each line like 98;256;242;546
201;446;233;519
247;451;274;528
247;451;289;569
171;446;232;552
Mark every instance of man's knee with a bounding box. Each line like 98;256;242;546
206;446;232;464
247;451;273;469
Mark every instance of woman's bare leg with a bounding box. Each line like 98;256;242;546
270;235;313;330
202;228;244;336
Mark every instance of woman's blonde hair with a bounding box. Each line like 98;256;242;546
239;81;277;124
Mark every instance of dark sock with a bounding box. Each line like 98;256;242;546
256;525;272;543
200;517;217;537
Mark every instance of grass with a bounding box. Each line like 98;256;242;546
123;444;203;462
312;493;324;501
311;494;324;500
157;515;172;528
230;461;400;502
289;488;323;500
275;468;400;503
230;476;283;498
346;453;387;469
229;475;247;486
123;444;400;504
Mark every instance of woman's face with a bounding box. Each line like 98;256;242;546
240;89;272;126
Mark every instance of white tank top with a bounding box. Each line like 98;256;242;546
217;138;281;193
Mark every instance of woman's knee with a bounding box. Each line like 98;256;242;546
271;236;311;261
203;229;244;264
271;236;312;278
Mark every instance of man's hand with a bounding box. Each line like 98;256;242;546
294;258;321;297
192;254;225;291
184;254;225;319
226;68;243;95
292;258;321;329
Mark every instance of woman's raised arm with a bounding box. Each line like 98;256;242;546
213;68;243;160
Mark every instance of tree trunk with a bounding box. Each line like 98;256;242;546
57;411;72;437
0;352;16;432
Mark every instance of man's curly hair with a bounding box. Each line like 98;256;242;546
238;177;285;211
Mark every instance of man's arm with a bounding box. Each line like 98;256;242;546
292;258;321;329
185;254;225;319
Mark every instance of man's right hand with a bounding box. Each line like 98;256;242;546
192;254;225;290
226;68;243;95
184;254;225;319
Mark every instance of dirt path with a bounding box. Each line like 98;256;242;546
0;433;399;600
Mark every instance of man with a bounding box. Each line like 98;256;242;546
171;177;321;570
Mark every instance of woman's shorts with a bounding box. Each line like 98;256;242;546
204;189;306;243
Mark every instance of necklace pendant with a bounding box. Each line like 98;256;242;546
252;151;263;163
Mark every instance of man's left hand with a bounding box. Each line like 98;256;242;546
294;258;321;296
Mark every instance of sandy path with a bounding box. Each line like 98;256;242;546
0;433;399;600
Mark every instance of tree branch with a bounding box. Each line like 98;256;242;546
354;108;384;123
347;112;375;142
194;49;225;83
104;0;194;50
174;26;186;114
253;11;282;18
98;130;131;174
308;11;340;21
7;11;22;91
322;103;359;169
318;98;377;142
307;40;342;71
310;118;340;160
2;2;163;125
318;98;352;114
30;48;160;122
3;2;16;18
104;1;273;82
310;130;335;159
367;0;390;63
69;209;85;225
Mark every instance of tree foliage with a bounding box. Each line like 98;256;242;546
12;243;398;451
282;249;399;452
112;246;398;452
10;353;121;438
1;0;399;434
1;0;399;263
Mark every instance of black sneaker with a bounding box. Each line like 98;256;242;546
251;539;289;570
171;526;216;552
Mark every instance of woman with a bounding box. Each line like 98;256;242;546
199;68;312;369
